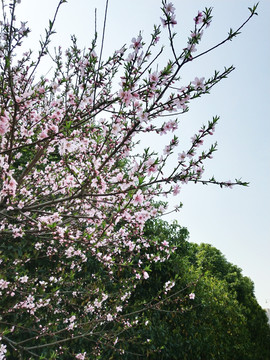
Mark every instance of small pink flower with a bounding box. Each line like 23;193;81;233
194;11;204;25
130;35;142;52
173;184;180;196
192;77;205;91
143;271;149;280
161;240;169;247
165;2;175;14
160;15;177;28
189;293;195;300
178;152;186;162
0;116;9;135
19;275;29;283
119;89;132;106
76;352;86;360
149;71;159;83
133;190;144;205
2;176;17;196
0;343;7;358
107;313;113;321
39;128;48;139
0;279;10;290
163;145;171;155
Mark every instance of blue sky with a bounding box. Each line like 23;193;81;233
15;0;270;308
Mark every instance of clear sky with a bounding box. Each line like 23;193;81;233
14;0;270;308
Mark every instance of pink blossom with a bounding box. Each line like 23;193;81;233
119;89;132;106
189;293;195;300
163;145;171;155
107;313;113;321
0;279;10;290
111;122;121;135
91;50;97;58
194;11;204;25
12;226;24;238
48;123;59;133
187;43;197;53
19;275;29;283
164;280;175;293
178;151;186;162
0;343;7;359
19;21;27;35
149;71;159;83
133;190;144;205
59;139;79;155
165;2;175;14
143;271;149;280
85;304;94;313
130;35;142;52
39;128;48;139
173;184;181;196
0;115;9;135
147;164;157;176
2;176;17;196
160;14;177;28
76;353;86;360
161;240;169;247
192;77;205;91
139;112;149;123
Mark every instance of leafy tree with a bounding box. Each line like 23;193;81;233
195;243;270;360
105;220;270;360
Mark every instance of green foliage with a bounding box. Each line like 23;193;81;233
106;220;270;360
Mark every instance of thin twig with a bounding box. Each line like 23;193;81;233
93;0;109;107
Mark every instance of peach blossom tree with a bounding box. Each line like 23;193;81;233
0;0;257;358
